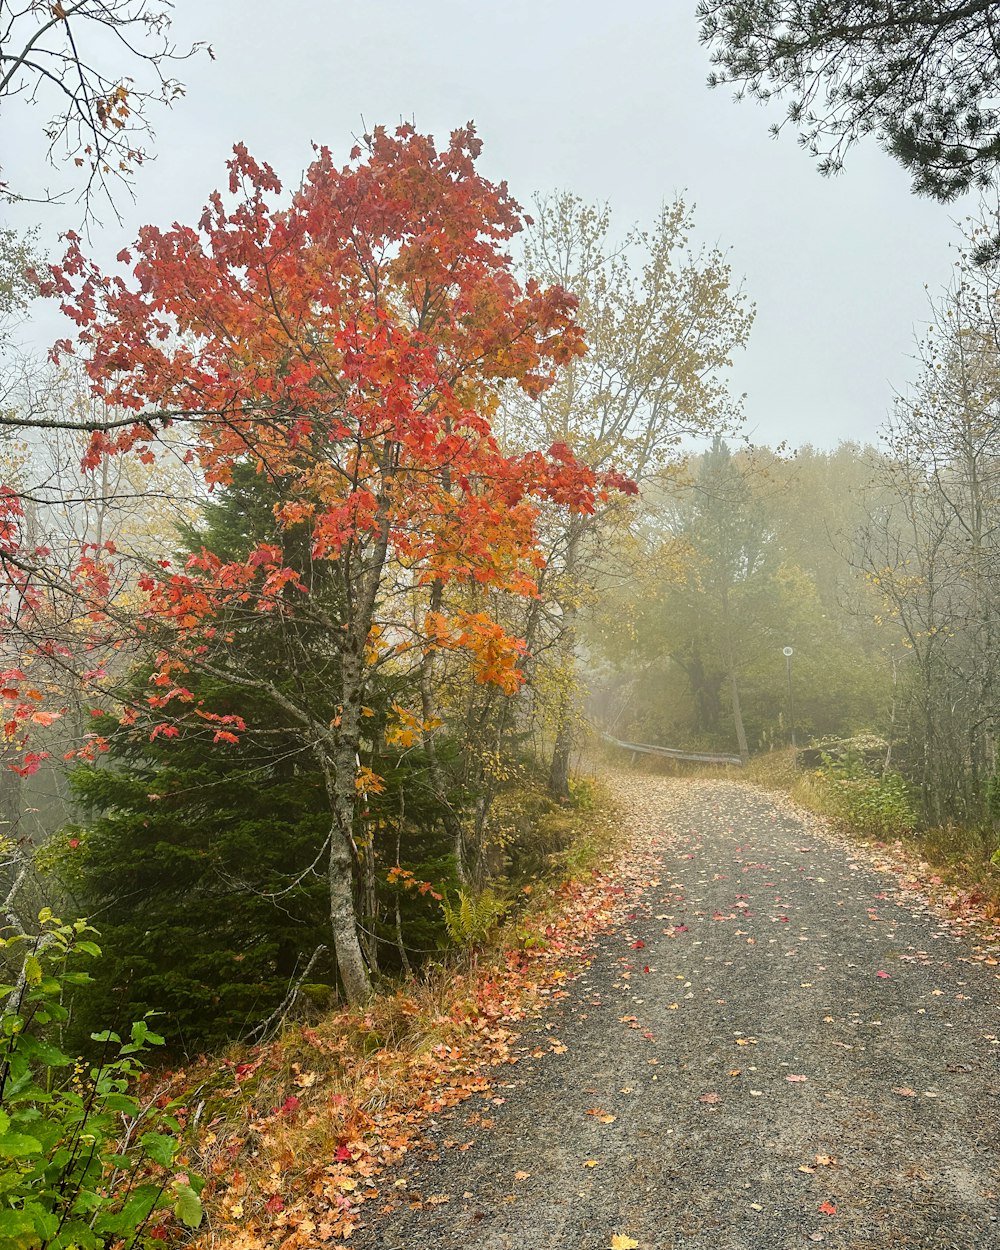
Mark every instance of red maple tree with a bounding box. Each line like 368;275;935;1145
30;123;634;998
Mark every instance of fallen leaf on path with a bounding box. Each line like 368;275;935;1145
514;1171;530;1180
583;1159;600;1168
815;1155;837;1167
876;971;891;979
610;1236;639;1250
818;1201;837;1215
786;1074;808;1083
798;1165;816;1174
698;1092;721;1104
892;1087;917;1097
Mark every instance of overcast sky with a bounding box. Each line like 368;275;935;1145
7;0;977;450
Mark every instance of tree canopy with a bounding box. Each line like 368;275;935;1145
698;1;1000;202
0;0;208;217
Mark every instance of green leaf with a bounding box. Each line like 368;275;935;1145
71;1188;105;1213
17;1037;72;1067
99;1093;138;1115
93;1183;160;1236
0;1207;37;1246
23;1202;58;1240
22;956;41;987
0;1131;43;1158
61;972;93;986
173;1182;203;1229
49;1215;99;1248
140;1130;177;1168
100;1152;132;1169
74;940;102;958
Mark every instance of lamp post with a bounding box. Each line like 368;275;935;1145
782;646;796;748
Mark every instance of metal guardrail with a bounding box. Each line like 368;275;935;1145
600;731;744;767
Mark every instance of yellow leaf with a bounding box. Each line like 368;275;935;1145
610;1237;640;1250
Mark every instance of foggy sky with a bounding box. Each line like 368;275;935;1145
5;1;977;450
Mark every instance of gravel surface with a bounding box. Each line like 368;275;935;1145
350;776;1000;1250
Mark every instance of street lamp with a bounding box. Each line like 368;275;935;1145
782;646;796;748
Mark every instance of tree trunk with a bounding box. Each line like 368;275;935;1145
318;742;371;1003
727;665;750;764
328;820;371;1003
317;493;396;1002
548;725;573;802
720;586;749;763
548;524;582;801
419;579;467;882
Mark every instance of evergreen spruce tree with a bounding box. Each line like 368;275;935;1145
59;464;460;1053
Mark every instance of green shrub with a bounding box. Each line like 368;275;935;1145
0;912;203;1249
567;777;597;810
816;751;918;836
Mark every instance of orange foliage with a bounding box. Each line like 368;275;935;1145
34;123;634;747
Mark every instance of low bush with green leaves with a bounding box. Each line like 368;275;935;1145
0;911;203;1249
816;751;918;837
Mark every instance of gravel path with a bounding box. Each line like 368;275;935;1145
350;777;1000;1250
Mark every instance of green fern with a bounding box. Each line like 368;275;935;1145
440;888;510;948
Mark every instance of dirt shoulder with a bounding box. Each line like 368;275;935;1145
348;775;1000;1250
